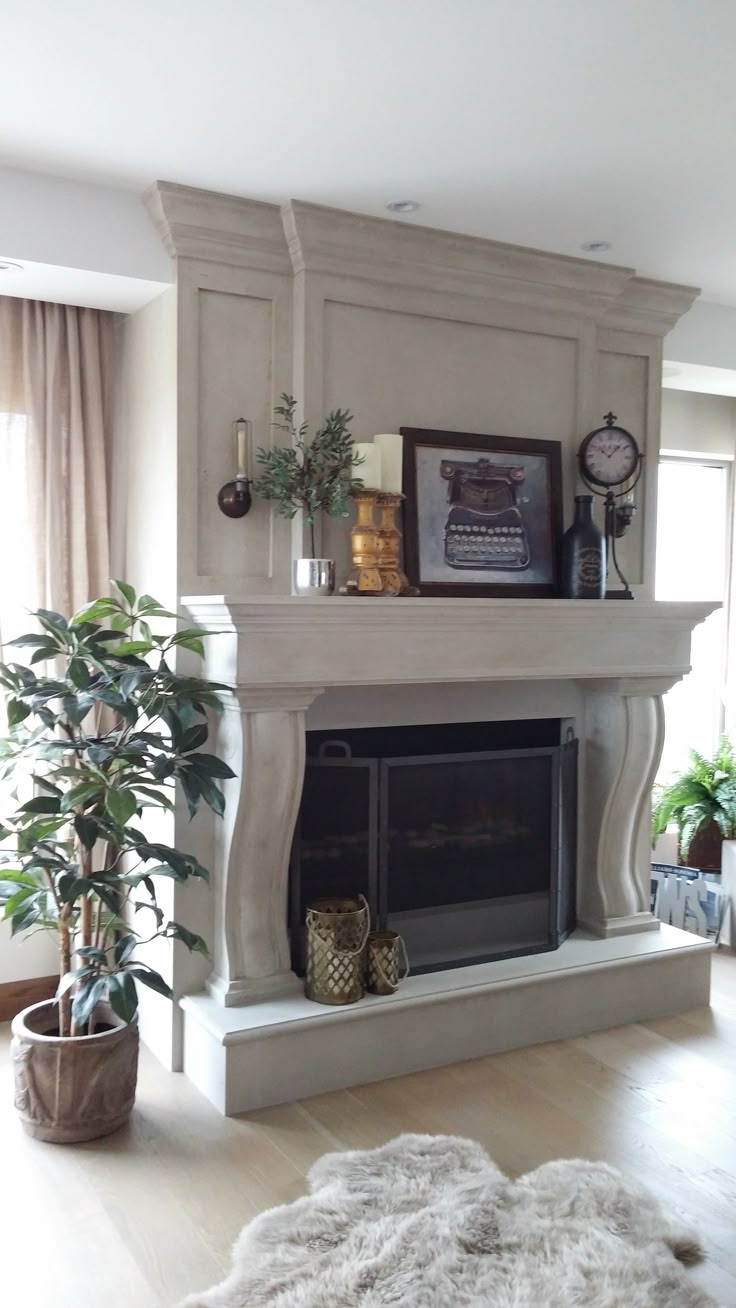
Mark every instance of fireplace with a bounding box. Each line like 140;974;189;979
290;718;577;975
177;596;715;1116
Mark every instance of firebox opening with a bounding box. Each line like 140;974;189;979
289;718;577;977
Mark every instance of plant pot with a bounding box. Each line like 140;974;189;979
679;819;723;872
720;840;736;948
293;558;335;596
10;999;139;1143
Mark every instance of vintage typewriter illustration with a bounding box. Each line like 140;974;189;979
440;457;531;570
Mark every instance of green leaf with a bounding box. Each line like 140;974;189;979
10;901;43;935
36;609;68;634
107;970;138;1024
6;699;31;726
72;975;108;1027
57;874;92;904
106;640;153;656
125;966;172;999
74;815;99;850
75;946;109;965
57;966;96;999
9;634;55;649
167;921;209;957
133;785;174;812
112;580;137;607
114;933;138;966
185;753;236;779
70;598;119;626
1;884;39;917
68;658;91;689
61;781;103;813
180;723;209;752
195;774;226;817
20;796;61;815
105;788;137;826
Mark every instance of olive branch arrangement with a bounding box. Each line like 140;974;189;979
253;394;364;557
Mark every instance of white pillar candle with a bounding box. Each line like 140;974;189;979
374;433;403;493
353;441;382;489
235;419;250;479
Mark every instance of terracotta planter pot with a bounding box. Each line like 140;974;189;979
10;999;139;1143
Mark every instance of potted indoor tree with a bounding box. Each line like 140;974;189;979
0;581;233;1143
254;394;363;595
652;737;736;870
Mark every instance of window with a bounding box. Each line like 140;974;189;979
655;456;731;780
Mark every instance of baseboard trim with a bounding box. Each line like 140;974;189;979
0;975;57;1024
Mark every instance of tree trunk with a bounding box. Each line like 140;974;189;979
58;917;72;1038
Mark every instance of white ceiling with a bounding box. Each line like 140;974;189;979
3;0;736;303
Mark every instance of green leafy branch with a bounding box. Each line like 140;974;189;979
253;394;364;557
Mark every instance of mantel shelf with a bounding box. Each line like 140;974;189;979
182;595;718;695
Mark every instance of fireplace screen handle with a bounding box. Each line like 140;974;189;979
317;740;353;761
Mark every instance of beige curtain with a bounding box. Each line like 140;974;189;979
0;296;114;644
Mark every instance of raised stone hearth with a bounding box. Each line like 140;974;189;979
177;596;716;1114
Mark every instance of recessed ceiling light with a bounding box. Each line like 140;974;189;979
0;259;23;273
386;200;420;214
580;241;612;253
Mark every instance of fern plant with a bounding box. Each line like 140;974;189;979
253;395;364;558
652;737;736;862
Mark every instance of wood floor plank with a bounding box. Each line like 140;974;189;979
1;948;734;1307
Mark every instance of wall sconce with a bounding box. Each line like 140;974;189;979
217;418;253;518
609;490;637;539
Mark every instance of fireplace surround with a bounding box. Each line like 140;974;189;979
175;595;716;1115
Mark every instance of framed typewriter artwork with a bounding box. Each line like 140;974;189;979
400;427;564;598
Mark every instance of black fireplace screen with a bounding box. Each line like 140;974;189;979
290;721;577;976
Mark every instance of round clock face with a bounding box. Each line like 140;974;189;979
580;426;639;487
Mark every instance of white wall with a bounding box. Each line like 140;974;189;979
0;166;171;282
110;288;178;603
665;301;736;372
0;930;57;986
109;288;182;1065
661;388;736;457
659;387;736;769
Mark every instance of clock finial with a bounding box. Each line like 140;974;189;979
603;411;617;426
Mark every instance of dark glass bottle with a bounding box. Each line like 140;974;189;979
560;495;605;598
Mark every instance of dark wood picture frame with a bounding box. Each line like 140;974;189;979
401;427;564;598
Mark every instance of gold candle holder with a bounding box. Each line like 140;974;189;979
342;491;384;595
376;492;416;596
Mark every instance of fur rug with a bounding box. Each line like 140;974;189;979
181;1133;716;1307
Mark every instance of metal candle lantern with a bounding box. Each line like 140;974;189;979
305;896;370;1005
366;929;409;995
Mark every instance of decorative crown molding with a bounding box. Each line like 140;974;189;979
145;181;291;274
281;199;639;321
144;183;700;335
602;276;700;335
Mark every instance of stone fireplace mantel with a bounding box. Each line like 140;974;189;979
178;595;717;1112
183;594;715;690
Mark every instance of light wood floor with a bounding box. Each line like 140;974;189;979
3;952;736;1308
